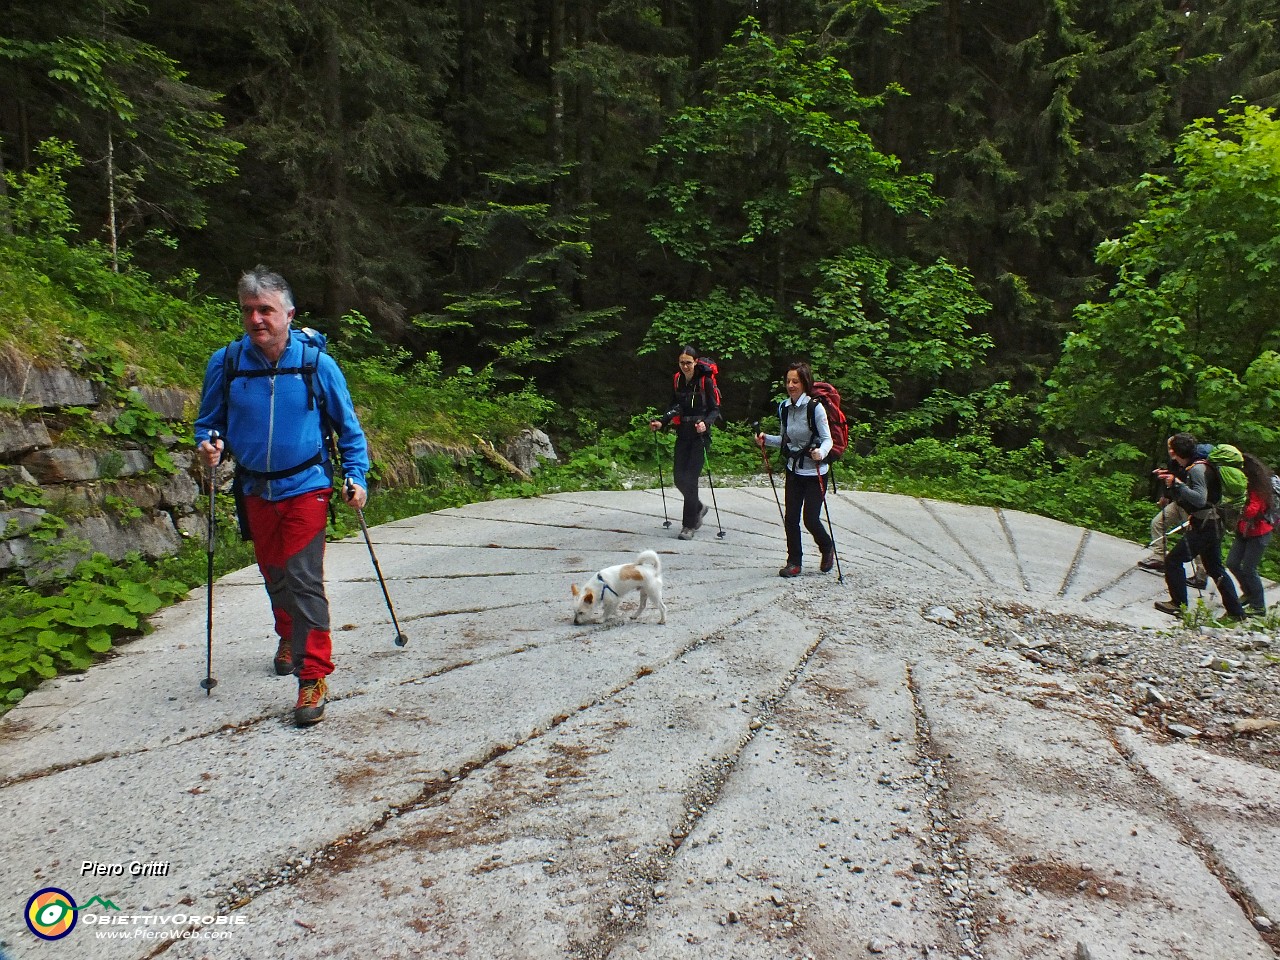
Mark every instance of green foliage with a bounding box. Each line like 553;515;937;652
0;551;188;706
2;485;49;508
421;165;623;379
1043;103;1280;464
647;20;935;272
795;250;993;409
644;20;991;426
1;142;239;374
0;21;242;244
643;287;786;387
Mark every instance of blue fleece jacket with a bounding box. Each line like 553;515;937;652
195;330;369;501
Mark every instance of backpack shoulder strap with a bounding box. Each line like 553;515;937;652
221;339;244;411
300;341;321;413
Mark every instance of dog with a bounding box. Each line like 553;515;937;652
571;550;667;625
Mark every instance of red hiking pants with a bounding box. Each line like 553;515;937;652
245;489;334;680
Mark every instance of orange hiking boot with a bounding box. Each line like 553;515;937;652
274;640;294;676
294;678;328;726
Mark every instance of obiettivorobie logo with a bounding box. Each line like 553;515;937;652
24;888;121;940
23;885;248;944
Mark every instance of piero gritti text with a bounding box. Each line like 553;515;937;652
81;860;172;877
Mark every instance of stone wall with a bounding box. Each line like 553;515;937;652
0;344;562;583
0;345;199;581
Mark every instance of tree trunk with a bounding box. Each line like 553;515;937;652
321;21;353;321
549;0;566;214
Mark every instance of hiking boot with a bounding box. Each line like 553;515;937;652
778;563;802;578
273;640;294;676
294;678;328;726
693;503;709;530
820;547;836;573
1187;574;1208;590
1153;600;1184;618
1136;558;1165;573
677;527;694;541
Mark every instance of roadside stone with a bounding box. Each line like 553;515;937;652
0;413;51;456
1232;718;1280;734
1254;915;1273;932
925;605;958;626
21;446;100;482
1166;723;1201;738
0;465;38;487
503;428;558;475
0;507;45;540
1137;683;1168;705
132;384;191;420
0;349;97;407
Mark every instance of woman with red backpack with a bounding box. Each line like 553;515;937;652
649;345;721;540
1226;452;1276;618
754;361;836;578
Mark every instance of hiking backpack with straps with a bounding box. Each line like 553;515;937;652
804;381;850;462
669;358;721;425
1266;473;1280;526
221;327;339;538
1203;443;1247;527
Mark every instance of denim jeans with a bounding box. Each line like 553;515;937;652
1226;531;1272;614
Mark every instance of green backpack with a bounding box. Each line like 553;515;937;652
1206;444;1247;524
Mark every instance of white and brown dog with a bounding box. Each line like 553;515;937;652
571;550;667;625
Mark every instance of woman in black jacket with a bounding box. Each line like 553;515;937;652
649;345;721;540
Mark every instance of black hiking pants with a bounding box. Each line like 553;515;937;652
1164;519;1244;617
784;470;833;567
673;428;706;529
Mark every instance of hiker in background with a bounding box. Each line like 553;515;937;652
1152;433;1245;621
1226;452;1275;618
649;345;721;540
755;361;835;578
195;266;369;727
1137;435;1207;589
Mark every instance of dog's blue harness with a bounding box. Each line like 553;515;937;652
595;573;619;598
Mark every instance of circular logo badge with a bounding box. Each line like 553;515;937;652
25;887;77;940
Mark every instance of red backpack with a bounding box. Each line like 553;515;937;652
670;359;721;424
807;381;849;461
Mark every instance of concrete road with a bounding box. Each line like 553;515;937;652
1;488;1276;960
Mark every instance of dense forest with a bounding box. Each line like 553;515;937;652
4;0;1280;467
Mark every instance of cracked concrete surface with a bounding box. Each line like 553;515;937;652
1;487;1277;960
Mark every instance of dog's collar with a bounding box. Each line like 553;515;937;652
595;573;619;598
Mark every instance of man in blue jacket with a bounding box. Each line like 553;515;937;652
195;266;370;726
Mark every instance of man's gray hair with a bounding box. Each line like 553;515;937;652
238;265;294;311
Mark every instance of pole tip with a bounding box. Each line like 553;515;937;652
395;634;408;647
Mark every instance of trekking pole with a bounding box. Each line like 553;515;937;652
701;434;726;539
1146;517;1190;549
201;431;220;695
753;421;785;525
818;467;844;584
653;429;672;528
346;479;408;647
